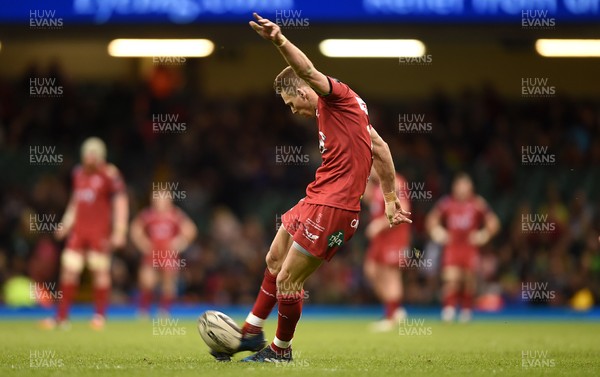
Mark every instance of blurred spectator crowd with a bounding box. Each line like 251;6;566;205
0;64;599;310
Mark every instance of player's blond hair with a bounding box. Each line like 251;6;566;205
453;172;472;184
81;137;107;162
273;66;308;96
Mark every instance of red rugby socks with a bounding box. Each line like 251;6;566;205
272;290;303;351
57;282;77;322
384;300;400;320
444;290;459;308
242;268;278;336
159;293;174;313
93;286;110;318
461;291;474;310
140;290;153;313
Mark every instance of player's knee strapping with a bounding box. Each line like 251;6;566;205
87;251;111;272
61;249;85;273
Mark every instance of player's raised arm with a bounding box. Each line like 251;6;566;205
370;126;411;226
249;12;330;95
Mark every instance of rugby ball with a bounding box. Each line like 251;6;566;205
197;310;242;354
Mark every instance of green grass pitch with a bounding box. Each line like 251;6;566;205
1;318;598;376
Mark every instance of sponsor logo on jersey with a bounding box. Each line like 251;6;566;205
303;228;319;243
90;175;103;189
355;96;368;115
318;131;327;154
327;230;344;248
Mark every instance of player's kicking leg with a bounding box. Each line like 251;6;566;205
241;244;322;362
441;266;461;322
88;251;111;330
210;225;292;361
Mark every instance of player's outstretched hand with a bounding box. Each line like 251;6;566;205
385;197;412;226
249;12;282;43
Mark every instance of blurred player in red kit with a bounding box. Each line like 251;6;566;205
363;172;411;332
130;191;197;317
43;137;128;330
209;13;411;363
426;173;499;323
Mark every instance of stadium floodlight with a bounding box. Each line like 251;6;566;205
535;39;600;57
319;39;425;58
107;39;214;57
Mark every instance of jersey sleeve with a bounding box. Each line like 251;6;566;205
475;196;492;217
106;165;126;195
173;207;188;224
435;196;450;218
137;209;150;228
320;76;351;104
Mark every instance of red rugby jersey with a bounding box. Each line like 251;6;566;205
304;77;373;211
138;207;185;250
435;195;490;251
71;164;125;236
